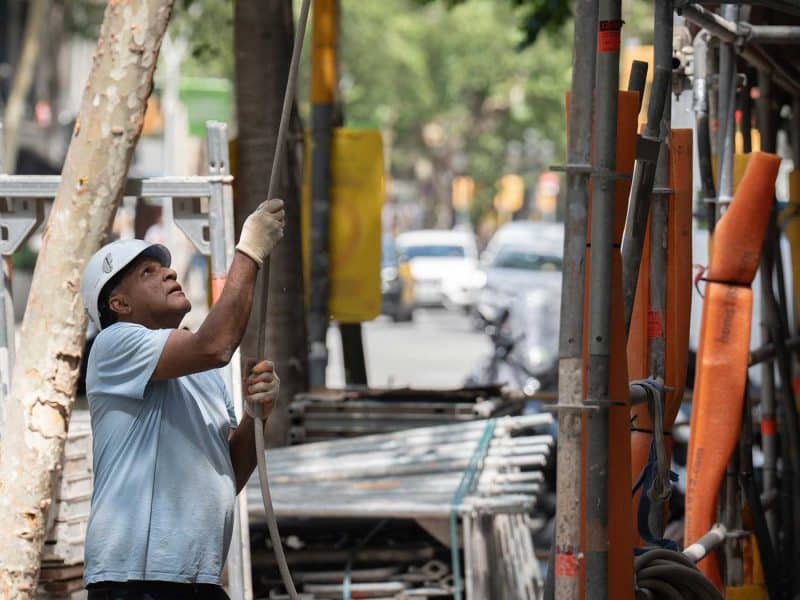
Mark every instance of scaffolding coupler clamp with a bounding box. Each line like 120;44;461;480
651;186;674;197
550;162;593;175
543;403;599;413
550;163;632;181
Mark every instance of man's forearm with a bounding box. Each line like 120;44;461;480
195;251;259;362
229;414;261;493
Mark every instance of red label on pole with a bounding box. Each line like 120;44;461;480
598;19;623;53
647;310;664;339
555;553;580;577
762;417;777;437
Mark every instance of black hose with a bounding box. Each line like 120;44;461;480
634;549;724;600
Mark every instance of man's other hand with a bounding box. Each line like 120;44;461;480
244;360;279;419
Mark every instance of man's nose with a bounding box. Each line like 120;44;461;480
163;267;178;280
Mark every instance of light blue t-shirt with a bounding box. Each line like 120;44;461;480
84;322;238;586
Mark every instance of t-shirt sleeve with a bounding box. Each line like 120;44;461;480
89;324;172;400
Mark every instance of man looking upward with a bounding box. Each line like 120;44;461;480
79;199;285;599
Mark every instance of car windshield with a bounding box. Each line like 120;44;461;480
490;247;562;271
402;245;466;259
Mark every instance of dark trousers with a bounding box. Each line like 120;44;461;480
87;581;230;600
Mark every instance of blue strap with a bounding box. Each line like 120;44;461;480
450;419;496;600
632;439;679;553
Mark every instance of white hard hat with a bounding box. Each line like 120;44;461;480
80;239;171;329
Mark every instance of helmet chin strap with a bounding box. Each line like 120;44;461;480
250;1;312;599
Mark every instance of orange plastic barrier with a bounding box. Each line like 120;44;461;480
628;130;693;538
684;152;780;589
707;153;780;284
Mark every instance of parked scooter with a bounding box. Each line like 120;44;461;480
464;302;542;396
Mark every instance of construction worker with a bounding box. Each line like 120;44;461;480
78;199;285;599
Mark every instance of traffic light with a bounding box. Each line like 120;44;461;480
494;174;525;214
451;176;476;211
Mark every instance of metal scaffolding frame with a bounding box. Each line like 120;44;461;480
0;121;253;600
553;0;800;596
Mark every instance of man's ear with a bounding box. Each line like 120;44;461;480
108;291;131;316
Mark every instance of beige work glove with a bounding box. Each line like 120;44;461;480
235;199;285;266
244;360;279;420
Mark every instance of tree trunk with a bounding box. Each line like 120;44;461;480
2;0;49;174
234;0;309;447
0;1;173;594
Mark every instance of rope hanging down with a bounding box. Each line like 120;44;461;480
629;379;723;599
252;1;313;599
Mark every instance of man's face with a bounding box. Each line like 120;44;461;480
108;256;191;329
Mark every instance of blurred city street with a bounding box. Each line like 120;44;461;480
327;309;491;389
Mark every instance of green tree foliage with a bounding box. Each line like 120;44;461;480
64;0;653;225
172;0;234;79
338;0;571;221
415;0;573;48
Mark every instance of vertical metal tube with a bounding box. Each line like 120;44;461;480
0;260;11;406
757;70;776;155
757;68;780;555
754;68;800;591
622;66;670;335
739;83;753;154
793;96;800;167
340;323;368;385
0;123;10;412
760;219;800;594
628;60;649;113
739;386;782;599
553;1;597;598
723;453;744;586
585;1;621;595
717;5;738;217
645;0;673;541
207;122;252;600
760;319;779;547
692;32;718;231
308;0;337;389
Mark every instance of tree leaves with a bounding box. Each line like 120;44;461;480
414;0;573;48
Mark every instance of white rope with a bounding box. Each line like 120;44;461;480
253;1;313;598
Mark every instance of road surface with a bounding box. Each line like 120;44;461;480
326;308;491;389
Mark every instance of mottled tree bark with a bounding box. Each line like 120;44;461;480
234;0;309;447
0;1;173;594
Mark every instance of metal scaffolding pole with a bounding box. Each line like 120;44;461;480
716;4;738;212
622;66;670;334
308;0;337;388
792;96;800;167
745;25;800;44
692;31;719;232
585;0;621;595
680;5;800;97
553;1;598;597
756;68;781;556
644;0;673;538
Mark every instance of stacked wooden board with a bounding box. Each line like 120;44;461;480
37;411;91;599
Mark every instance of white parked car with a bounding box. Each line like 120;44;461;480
396;229;482;310
477;221;563;307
